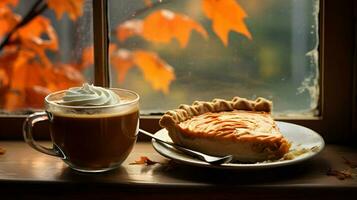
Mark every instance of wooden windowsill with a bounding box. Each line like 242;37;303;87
0;141;356;199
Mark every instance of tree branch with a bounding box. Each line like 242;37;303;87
0;0;48;51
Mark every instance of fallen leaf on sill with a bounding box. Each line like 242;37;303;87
129;156;159;166
326;168;354;180
0;147;6;155
342;157;357;168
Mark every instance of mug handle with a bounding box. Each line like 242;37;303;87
23;112;64;158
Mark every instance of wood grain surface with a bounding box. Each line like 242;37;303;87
0;141;356;199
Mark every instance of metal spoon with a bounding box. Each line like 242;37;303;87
139;129;233;165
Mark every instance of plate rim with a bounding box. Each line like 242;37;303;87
151;121;325;169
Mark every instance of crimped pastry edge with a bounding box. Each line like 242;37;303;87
159;96;272;129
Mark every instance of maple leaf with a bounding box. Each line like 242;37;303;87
1;50;47;110
111;49;135;83
111;49;175;93
45;63;85;91
0;2;87;110
3;50;37;110
13;16;58;67
116;19;143;42
0;0;18;8
129;156;159;165
0;6;20;38
16;16;58;50
132;50;175;94
13;63;84;110
142;9;208;48
47;0;84;21
0;49;84;110
10;50;36;89
202;0;252;46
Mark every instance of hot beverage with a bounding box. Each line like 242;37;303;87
50;110;139;170
23;84;140;172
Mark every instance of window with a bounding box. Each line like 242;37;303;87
0;0;94;112
0;0;355;142
108;0;319;116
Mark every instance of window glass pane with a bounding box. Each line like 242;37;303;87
0;0;92;112
108;0;319;117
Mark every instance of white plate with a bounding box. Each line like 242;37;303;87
152;121;325;169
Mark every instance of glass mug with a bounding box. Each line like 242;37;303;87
23;88;140;173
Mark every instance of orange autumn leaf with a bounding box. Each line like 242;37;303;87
142;9;208;48
0;2;87;110
23;63;52;109
3;50;36;110
0;0;18;7
129;156;159;165
202;0;252;46
8;63;84;110
47;0;84;21
133;50;175;94
45;64;85;91
10;50;36;90
1;50;84;110
111;49;135;83
17;16;58;51
3;50;46;91
0;6;20;37
116;19;143;42
14;16;58;67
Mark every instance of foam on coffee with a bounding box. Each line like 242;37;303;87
46;84;139;118
59;83;120;106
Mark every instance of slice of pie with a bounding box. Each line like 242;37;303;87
159;97;290;162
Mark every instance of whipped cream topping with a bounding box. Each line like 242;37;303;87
60;83;120;106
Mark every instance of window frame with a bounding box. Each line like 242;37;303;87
0;0;356;143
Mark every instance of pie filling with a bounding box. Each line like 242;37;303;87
177;110;280;140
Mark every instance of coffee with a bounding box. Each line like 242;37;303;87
49;109;139;170
23;84;140;172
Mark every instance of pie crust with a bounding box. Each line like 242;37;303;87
159;97;290;162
